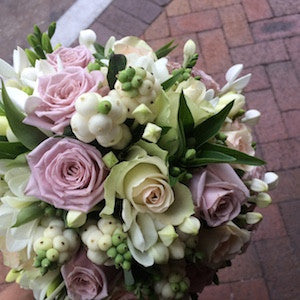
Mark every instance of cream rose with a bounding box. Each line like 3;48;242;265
103;146;174;214
198;222;250;265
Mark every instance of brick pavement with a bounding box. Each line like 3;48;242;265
0;0;300;299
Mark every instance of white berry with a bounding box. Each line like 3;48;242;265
87;249;107;265
86;230;103;251
75;93;99;117
53;235;70;252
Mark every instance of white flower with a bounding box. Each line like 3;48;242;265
241;109;261;126
79;29;97;53
220;64;252;94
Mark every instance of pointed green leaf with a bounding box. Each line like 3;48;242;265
202;143;265;166
107;54;127;90
179;91;194;135
161;70;183;91
12;202;43;227
1;80;48;150
0;141;28;159
185;150;236;167
48;22;56;39
193;101;234;148
94;43;105;56
41;33;53;53
155;40;177;59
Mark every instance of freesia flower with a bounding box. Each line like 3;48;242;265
189;164;249;227
24;66;104;134
25;137;108;212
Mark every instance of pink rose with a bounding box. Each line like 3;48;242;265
24;66;103;134
25;137;108;212
189;164;249;227
61;248;114;300
47;45;93;69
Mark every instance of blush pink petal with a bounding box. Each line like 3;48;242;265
25;137;108;212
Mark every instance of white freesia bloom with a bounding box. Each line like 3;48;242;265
221;64;252;94
79;29;97;53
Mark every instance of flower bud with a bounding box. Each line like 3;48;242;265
149;242;169;264
67;210;87;228
249;192;272;208
169;239;185;260
178;216;201;235
246;212;263;225
241;109;261;126
132;103;153;124
158;225;178;247
142;123;162;143
79;29;97;52
263;172;279;190
103;151;119;168
5;269;20;283
184;39;196;57
250;178;269;192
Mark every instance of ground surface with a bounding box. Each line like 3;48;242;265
0;0;299;299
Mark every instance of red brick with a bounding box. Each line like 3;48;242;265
279;200;300;256
242;0;272;21
267;62;300;111
0;283;34;299
255;237;300;300
113;0;162;24
260;138;300;171
198;283;232;300
251;15;300;42
146;33;200;58
153;0;172;6
245;89;288;143
268;0;300;17
218;244;262;282
243;66;270;92
190;0;241;11
282;111;300;138
144;12;170;40
231;39;289;67
269;169;300;203
252;204;287;241
219;4;254;47
169;10;221;36
198;29;232;74
0;261;9;285
285;36;300;79
90;22;122;46
166;0;191;16
230;278;270;300
98;5;148;36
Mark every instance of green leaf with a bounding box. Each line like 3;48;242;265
107;54;127;90
193;101;234;148
174;109;186;160
0;141;28;159
160;126;172;136
0;101;5;116
155;40;177;59
1;80;48;150
47;22;56;39
12;202;43;227
178;91;194;135
41;33;53;53
202;143;265;166
33;25;42;43
94;43;105;56
161;70;184;91
25;49;39;67
185;150;236;167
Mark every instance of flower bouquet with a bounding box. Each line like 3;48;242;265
0;22;279;300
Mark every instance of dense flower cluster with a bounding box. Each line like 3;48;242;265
0;23;278;300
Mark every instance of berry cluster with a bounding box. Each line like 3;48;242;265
71;92;131;149
115;67;161;123
33;219;79;275
81;216;131;270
